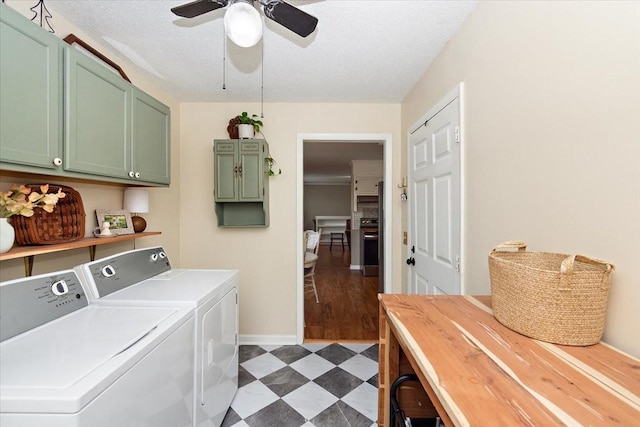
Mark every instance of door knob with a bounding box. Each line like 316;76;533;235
406;257;415;266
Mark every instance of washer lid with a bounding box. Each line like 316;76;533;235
97;269;239;307
0;305;189;413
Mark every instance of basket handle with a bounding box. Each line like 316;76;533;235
491;241;527;252
560;255;615;290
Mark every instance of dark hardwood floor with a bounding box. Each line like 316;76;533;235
304;243;379;342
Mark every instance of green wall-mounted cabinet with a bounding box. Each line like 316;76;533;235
0;4;63;172
64;50;170;185
0;2;170;186
214;139;270;227
132;88;170;185
64;47;131;179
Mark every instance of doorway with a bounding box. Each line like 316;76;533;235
296;133;393;343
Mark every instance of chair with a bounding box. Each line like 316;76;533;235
329;231;344;251
303;228;321;303
345;219;351;250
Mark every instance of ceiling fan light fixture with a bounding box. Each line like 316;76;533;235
224;0;263;48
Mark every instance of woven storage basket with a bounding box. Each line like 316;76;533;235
488;241;614;346
11;184;85;245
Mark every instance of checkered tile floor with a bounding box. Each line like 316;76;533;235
222;343;379;427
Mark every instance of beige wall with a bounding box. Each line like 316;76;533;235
179;103;401;340
1;2;182;280
402;1;640;357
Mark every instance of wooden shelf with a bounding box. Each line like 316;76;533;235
0;231;161;276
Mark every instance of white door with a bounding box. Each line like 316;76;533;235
408;99;461;295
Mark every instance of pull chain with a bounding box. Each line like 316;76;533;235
222;31;226;90
261;37;264;118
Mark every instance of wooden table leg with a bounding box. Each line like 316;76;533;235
379;300;400;427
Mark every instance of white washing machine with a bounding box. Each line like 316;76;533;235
75;247;239;427
0;269;195;427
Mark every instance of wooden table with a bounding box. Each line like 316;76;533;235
378;294;640;426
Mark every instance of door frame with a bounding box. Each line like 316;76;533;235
296;133;393;344
407;83;466;294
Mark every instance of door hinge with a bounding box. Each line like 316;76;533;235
454;126;460;143
455;255;461;272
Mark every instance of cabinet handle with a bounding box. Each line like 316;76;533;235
52;157;63;166
128;171;135;178
134;172;141;179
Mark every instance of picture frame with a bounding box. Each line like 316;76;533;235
95;209;135;235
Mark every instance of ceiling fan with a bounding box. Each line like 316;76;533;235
171;0;318;47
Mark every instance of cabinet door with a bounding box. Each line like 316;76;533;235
64;48;131;179
214;141;239;201
131;88;170;185
238;140;264;201
0;4;62;170
354;177;380;195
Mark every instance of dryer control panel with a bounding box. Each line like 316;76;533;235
0;270;87;342
79;247;172;299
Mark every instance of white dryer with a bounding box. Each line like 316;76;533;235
0;269;195;427
75;247;239;427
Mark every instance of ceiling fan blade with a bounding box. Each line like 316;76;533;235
171;0;228;18
263;1;318;38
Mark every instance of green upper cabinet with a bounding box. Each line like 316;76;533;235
213;139;270;227
132;88;170;185
0;3;170;186
0;4;63;171
64;47;131;180
64;49;170;185
214;139;265;202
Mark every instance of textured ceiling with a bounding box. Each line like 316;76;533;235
36;0;477;103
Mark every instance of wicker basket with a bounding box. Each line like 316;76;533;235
488;241;614;346
10;184;85;245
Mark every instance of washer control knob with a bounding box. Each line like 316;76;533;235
150;253;159;262
158;251;167;259
101;265;116;277
51;280;69;296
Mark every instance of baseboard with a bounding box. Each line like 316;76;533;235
239;334;297;346
350;264;361;270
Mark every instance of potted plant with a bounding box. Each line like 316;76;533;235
0;184;66;253
264;156;281;176
235;112;263;139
